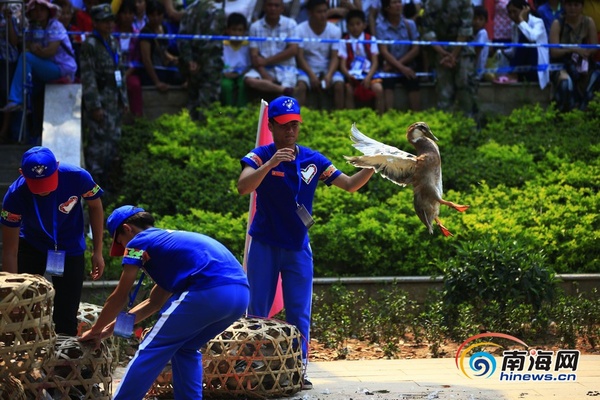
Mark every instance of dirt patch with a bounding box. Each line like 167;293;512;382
117;333;600;367
308;335;600;362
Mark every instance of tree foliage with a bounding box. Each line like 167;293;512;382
97;101;600;279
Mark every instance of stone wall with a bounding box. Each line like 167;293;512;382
141;82;553;120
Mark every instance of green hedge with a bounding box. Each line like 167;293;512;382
98;101;600;279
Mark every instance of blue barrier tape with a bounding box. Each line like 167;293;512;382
25;29;595;76
27;28;600;50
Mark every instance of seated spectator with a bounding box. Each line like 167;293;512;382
55;0;83;80
473;6;490;81
222;12;251;106
133;0;147;30
501;0;549;88
492;0;512;42
295;0;344;109
244;0;298;100
1;0;77;114
338;9;384;113
326;0;361;33
177;0;225;121
549;0;599;111
254;0;301;21
115;0;144;117
368;0;421;37
377;0;420;111
537;0;563;34
0;4;21;143
138;0;182;90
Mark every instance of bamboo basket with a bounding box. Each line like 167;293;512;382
0;272;56;377
144;317;304;399
77;302;119;371
0;375;26;400
21;335;112;399
202;317;303;398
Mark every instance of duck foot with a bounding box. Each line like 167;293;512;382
439;199;470;212
435;218;454;237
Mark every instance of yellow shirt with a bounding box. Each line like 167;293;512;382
583;0;600;30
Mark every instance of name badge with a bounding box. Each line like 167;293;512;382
296;204;315;229
46;249;66;276
114;311;136;338
115;70;123;88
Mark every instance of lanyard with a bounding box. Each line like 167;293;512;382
293;146;302;205
93;30;119;66
32;193;58;250
279;145;302;205
128;272;146;308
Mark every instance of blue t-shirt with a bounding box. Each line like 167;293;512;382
241;143;342;250
0;164;103;255
122;228;249;293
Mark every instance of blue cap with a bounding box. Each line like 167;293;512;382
21;146;59;194
268;96;303;124
107;205;145;256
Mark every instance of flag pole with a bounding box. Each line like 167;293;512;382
243;100;284;318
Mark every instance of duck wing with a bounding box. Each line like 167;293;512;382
344;123;417;187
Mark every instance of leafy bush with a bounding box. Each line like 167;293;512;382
97;99;600;280
439;236;558;312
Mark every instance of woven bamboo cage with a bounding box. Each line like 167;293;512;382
22;335;113;399
0;272;56;377
77;302;119;371
0;375;26;400
144;362;174;399
144;318;304;399
202;317;304;398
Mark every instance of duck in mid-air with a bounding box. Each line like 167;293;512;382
344;122;469;236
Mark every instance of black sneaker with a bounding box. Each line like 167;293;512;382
301;375;313;390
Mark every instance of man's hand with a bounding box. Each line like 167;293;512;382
267;147;296;168
78;327;104;350
90;252;105;280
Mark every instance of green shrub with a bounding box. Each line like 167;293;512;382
99;100;599;280
439;236;558;313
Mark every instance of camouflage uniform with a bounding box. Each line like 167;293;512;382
178;0;225;120
80;33;128;188
421;0;478;116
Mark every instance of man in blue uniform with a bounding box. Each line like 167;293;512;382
1;146;105;336
237;96;374;389
79;205;249;400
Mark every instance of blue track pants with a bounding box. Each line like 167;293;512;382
246;238;312;361
113;283;249;400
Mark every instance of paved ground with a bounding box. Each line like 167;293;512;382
113;355;600;400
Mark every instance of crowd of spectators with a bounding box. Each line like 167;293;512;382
1;0;599;145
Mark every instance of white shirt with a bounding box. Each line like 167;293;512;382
505;14;550;89
295;21;342;71
474;28;490;79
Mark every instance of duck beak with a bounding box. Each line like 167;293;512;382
425;126;438;142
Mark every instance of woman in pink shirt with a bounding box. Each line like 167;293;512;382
1;0;77;112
